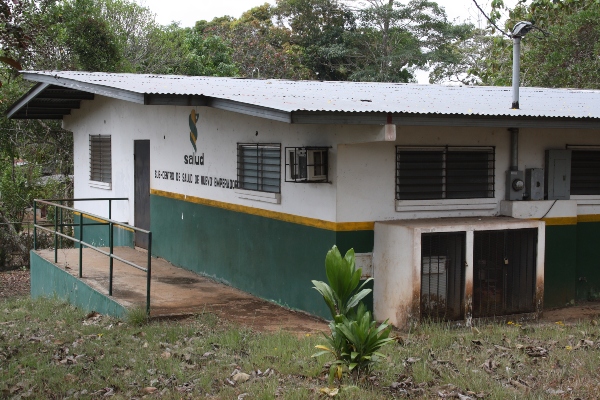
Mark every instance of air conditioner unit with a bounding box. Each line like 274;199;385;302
286;147;328;182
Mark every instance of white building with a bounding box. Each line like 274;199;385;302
9;71;600;327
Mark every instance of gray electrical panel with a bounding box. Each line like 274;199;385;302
525;168;544;200
505;170;525;200
545;150;571;200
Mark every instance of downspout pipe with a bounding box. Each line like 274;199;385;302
509;127;519;171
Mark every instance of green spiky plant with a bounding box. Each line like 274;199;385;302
312;245;394;382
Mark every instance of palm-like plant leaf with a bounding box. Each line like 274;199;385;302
312;245;394;379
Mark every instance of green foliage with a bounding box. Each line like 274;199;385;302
275;0;356;80
519;1;600;88
311;245;372;320
312;245;393;381
183;33;239;77
469;0;600;89
67;15;122;72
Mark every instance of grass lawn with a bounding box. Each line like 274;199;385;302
1;296;600;399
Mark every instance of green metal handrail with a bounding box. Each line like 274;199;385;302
33;198;152;315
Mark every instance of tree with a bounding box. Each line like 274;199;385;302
515;0;600;88
191;5;313;80
0;69;72;269
428;26;493;85
465;0;600;89
183;32;239;77
275;0;357;80
347;0;475;83
0;0;62;80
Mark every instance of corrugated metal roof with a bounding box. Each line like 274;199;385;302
19;70;600;119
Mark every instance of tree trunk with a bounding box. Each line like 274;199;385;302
381;0;393;75
0;211;29;256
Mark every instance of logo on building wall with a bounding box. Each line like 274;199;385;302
189;109;199;152
184;109;204;166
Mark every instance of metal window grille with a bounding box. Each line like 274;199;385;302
571;150;600;195
396;146;495;200
237;143;281;193
285;147;329;183
420;232;466;321
89;135;111;183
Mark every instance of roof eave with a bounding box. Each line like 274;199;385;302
6;82;50;118
23;72;145;104
292;111;600;129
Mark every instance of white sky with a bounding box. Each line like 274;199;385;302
138;0;518;28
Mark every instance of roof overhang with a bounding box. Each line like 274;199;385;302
7;82;94;119
7;72;600;130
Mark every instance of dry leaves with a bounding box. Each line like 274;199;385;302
0;270;30;299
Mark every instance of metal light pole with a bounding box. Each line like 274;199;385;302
511;21;534;109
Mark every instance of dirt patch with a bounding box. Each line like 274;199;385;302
0;269;30;299
210;298;328;334
541;301;600;323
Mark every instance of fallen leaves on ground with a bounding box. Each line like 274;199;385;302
0;269;30;298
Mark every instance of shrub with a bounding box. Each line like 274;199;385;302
312;245;394;381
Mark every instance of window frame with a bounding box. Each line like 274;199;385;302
395;145;496;201
237;143;281;194
569;148;600;196
89;134;112;189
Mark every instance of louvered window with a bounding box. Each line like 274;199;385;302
396;146;495;200
237;143;281;193
571;150;600;195
90;135;111;184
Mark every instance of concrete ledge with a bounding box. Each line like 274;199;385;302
500;200;577;220
30;251;127;318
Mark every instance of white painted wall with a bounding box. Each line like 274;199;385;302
64;95;600;228
65;96;373;225
337;127;600;223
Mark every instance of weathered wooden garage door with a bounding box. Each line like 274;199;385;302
473;229;537;318
134;140;150;249
420;232;466;321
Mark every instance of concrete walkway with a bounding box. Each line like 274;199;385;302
36;247;327;334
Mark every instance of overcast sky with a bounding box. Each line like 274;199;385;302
137;0;518;28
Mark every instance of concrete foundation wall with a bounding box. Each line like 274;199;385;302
374;218;544;328
30;251;127;318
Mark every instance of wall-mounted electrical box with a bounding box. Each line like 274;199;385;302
505;170;525;200
545;150;571;200
525;168;544;200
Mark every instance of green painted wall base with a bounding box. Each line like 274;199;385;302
30;251;127;318
73;215;134;249
545;225;578;308
150;195;375;319
576;222;600;301
147;194;600;316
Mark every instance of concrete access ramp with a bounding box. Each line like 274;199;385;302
30;248;326;334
